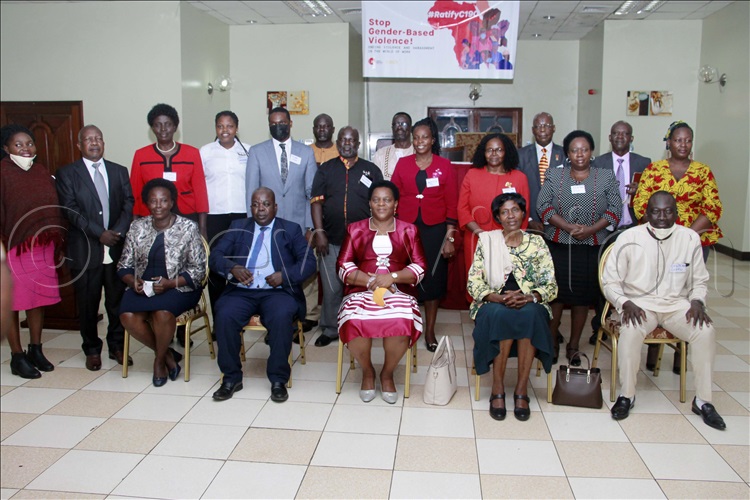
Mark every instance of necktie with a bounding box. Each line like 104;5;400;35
538;148;549;184
92;162;109;227
246;226;268;272
616;158;632;227
279;143;288;184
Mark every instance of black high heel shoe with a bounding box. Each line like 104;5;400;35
489;393;506;421
167;348;182;381
513;394;531;421
424;336;438;353
566;345;581;367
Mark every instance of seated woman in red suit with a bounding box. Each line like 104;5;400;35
337;181;427;404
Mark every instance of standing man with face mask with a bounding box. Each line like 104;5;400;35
246;107;317;331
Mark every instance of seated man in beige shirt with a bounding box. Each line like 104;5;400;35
602;191;725;430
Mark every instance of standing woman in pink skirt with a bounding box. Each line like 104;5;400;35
1;124;66;379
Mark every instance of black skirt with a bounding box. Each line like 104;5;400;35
547;241;602;306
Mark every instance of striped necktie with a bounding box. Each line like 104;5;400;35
538;148;549;184
279;143;288;184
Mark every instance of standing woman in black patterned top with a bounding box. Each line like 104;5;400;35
536;130;622;366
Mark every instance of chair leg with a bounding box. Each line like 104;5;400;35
206;318;215;359
184;319;192;382
350;352;355;370
298;321;306;365
536;359;541;377
404;345;411;398
592;328;603;368
122;331;130;378
336;339;344;394
240;331;246;362
610;334;618;402
547;371;553;403
412;345;417;373
475;372;481;401
654;344;665;376
679;341;687;403
287;351;293;389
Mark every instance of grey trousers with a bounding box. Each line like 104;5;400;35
318;244;342;339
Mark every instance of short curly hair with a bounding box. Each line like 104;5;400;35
1;124;35;148
471;133;519;170
141;177;178;207
147;103;180;128
412;117;441;156
563;130;595;156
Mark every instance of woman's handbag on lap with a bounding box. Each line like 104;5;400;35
423;336;458;405
551;352;603;409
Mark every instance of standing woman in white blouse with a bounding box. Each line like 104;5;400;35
200;111;251;313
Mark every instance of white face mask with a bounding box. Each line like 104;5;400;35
646;222;677;240
9;154;35;171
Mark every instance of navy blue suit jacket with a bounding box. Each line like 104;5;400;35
209;217;316;320
518;143;565;222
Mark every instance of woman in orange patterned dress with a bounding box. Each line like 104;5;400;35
633;121;722;262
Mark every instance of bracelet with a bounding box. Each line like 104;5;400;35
366;276;376;287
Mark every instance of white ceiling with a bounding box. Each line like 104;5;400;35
187;1;735;40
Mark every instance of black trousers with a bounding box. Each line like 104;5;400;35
72;263;126;355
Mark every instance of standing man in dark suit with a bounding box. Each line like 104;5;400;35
210;187;316;402
246;107;318;331
518;112;565;232
56;125;134;371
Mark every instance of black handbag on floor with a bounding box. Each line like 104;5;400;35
551;352;603;409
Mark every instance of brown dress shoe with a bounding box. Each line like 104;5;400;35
108;350;134;366
85;354;102;371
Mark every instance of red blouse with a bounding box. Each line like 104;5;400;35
390;155;458;226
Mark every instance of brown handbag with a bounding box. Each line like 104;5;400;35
551;352;603;409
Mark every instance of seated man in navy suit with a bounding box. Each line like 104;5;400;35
210;187;316;402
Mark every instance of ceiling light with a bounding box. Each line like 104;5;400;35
543;15;555;20
245;20;257;24
532;33;543;37
636;0;665;14
614;1;645;16
284;0;333;18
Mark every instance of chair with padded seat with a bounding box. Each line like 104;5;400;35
592;244;687;402
243;316;305;388
335;338;418;398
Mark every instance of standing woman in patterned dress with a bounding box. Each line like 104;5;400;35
537;130;622;366
633;121;722;263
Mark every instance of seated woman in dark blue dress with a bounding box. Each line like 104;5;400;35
468;193;557;422
118;178;206;387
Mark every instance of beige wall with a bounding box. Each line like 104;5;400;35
695;1;750;252
0;1;183;166
179;1;231;148
348;25;365;136
228;23;352;146
577;24;604;140
599;20;702;162
364;41;580;149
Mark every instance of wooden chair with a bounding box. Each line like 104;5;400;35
592;245;687;402
473;359;553;403
123;237;212;382
243;317;305;388
335;338;418;398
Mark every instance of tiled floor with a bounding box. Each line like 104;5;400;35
1;252;748;499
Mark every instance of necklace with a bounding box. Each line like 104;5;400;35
152;214;175;231
156;141;177;153
369;217;395;234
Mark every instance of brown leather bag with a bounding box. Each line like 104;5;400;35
551;352;603;409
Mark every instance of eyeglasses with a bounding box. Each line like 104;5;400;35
485;147;504;154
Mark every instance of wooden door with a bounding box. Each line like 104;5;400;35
1;101;86;330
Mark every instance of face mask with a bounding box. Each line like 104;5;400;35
646;222;677;240
269;124;290;141
9;154;35;171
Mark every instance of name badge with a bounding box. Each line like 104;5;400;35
163;172;177;181
360;175;372;187
670;263;688;273
502;187;517;194
571;184;586;194
426;177;440;188
290;154;302;165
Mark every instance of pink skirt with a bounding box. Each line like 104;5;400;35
7;243;61;311
337;291;422;346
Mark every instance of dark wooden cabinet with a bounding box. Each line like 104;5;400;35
428;106;523;148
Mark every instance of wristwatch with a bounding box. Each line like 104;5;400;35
529;293;538;303
391;272;398;280
447;236;455;243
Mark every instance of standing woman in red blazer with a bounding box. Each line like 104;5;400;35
391;117;458;352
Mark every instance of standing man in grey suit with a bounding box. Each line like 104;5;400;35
56;125;134;371
246;107;317;329
518;112;565;232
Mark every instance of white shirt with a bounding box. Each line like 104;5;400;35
83;157;109;194
200;139;251;214
535;142;559;166
272;137;293;175
372;144;414;180
238;218;276;290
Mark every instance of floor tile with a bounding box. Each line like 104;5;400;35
58;352;117;371
544;412;629;442
296;466;392;499
25;450;142;494
403;385;473;410
473;410;551;440
657;479;750;499
479;475;574;499
400;407;475;438
311;431;397;469
0;386;14;396
111;455;222;499
728;391;750;410
476;439;564;476
203;461;306;499
712;354;750;372
45;390;135;418
0;446;67;489
151;422;246;459
394;435;478;473
41;333;85;350
251;401;333;431
618;413;706;444
390;470;481;499
141;373;218;397
291;361;348;382
0;489;18;500
627;389;681;414
556;441;651;478
113;393;199;422
634;442;741;481
181;395;266;427
325;403;403;435
3;415;104;449
284;379;339;404
75;419;174;454
568;478;666;499
0;387;75;414
686;414;750;445
714;444;750;483
0;412;37;441
229;428;320;465
718;340;750;356
10;490;103;499
22;367;104;390
81;370;152;393
713;371;750;392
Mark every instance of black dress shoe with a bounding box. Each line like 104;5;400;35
27;344;54;372
588;331;608;346
85;354;102;371
213;380;243;401
301;319;318;333
109;350;134;366
692;398;726;430
513;394;531;421
611;395;634;420
271;382;289;403
489;393;506;421
566;345;581;367
646;345;659;371
153;375;168;387
10;352;41;379
314;334;335;347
